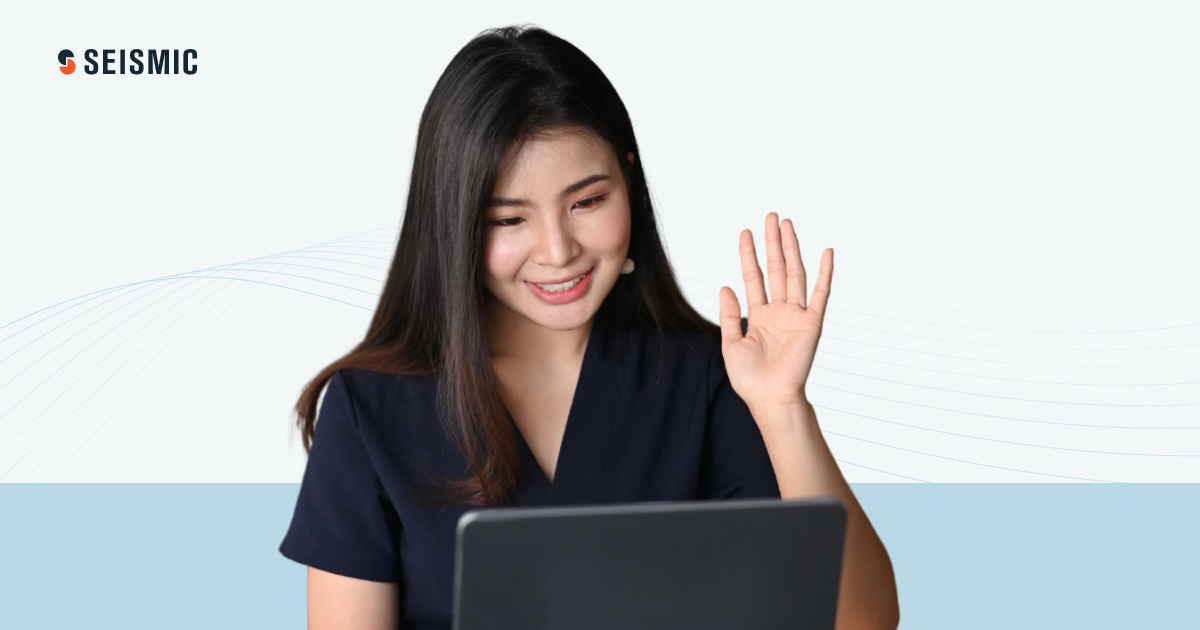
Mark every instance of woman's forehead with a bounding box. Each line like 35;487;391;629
493;129;616;197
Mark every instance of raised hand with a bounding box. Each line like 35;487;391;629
718;213;833;416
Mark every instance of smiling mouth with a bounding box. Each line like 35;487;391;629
532;271;589;293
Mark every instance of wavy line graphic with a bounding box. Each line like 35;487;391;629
1;222;1197;483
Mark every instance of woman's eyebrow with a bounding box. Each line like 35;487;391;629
489;174;611;207
560;173;610;197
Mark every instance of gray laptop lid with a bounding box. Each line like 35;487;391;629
452;497;846;630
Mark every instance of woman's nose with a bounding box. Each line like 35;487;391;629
531;215;581;268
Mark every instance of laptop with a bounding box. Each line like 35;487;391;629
452;497;846;630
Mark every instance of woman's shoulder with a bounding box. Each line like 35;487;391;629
334;366;436;387
323;367;439;424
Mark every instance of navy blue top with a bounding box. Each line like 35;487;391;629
279;317;781;629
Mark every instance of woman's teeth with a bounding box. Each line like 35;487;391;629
535;273;585;292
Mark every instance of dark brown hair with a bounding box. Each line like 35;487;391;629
294;25;716;505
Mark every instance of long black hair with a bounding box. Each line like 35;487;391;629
294;25;716;505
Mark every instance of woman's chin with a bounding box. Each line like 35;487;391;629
522;302;597;332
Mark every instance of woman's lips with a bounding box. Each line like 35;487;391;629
525;267;594;305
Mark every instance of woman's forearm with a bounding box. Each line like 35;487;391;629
750;399;900;630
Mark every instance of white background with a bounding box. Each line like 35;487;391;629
1;1;1197;483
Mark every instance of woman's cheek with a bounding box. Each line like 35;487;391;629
484;233;526;285
584;203;632;255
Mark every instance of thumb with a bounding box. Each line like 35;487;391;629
718;286;743;353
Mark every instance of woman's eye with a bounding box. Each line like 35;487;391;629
573;195;605;210
490;217;524;227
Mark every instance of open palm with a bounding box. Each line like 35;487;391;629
719;213;833;413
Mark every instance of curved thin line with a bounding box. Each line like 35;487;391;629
0;285;135;336
0;281;167;357
677;274;727;289
109;288;336;481
1;276;229;480
133;277;373;311
827;321;1200;352
235;251;389;272
0;249;383;363
2;250;376;472
670;234;1200;291
275;247;392;262
660;209;1198;272
831;306;1200;335
817;427;1120;483
833;260;1200;291
835;275;1200;303
295;242;394;254
690;309;1200;370
22;268;270;482
682;288;1200;344
172;269;379;296
61;267;316;482
13;254;301;481
212;259;387;282
834;459;930;483
822;335;1200;368
816;403;1199;457
673;256;735;275
0;225;391;340
686;289;1200;360
678;270;1200;321
16;279;252;482
832;291;1200;319
808;382;1200;430
0;277;202;434
816;351;1200;387
813;367;1200;407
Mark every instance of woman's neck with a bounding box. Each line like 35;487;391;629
482;298;592;362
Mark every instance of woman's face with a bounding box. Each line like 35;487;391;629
482;128;632;333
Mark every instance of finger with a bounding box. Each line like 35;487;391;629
738;229;767;307
781;218;807;307
764;213;787;303
808;248;835;319
718;286;744;352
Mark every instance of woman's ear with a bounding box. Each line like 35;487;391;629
626;151;635;164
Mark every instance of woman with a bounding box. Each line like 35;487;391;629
280;25;899;630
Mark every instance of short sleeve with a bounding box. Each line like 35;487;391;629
279;370;402;582
701;347;782;499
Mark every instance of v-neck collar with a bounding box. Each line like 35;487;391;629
508;317;621;507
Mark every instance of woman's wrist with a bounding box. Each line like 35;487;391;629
748;393;816;427
747;396;843;500
748;396;817;439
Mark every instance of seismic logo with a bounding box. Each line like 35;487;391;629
58;48;198;75
58;49;75;74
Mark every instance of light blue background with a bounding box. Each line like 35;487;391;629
1;484;1196;628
